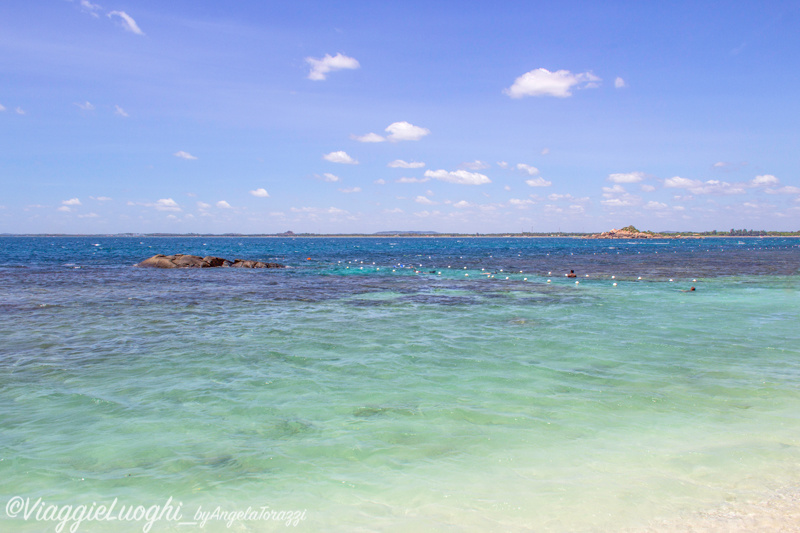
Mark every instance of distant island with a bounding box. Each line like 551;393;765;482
584;225;674;239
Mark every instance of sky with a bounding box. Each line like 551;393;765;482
1;0;799;234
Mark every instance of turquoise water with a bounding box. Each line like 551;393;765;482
1;237;799;531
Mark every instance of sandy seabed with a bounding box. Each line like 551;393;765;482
635;485;800;532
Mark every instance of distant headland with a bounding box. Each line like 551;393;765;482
3;227;799;238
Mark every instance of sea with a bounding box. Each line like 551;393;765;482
1;236;799;532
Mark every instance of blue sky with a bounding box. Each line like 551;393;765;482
2;1;799;233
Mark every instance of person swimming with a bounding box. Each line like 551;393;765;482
566;270;577;278
680;287;696;292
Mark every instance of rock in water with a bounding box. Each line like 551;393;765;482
136;254;284;269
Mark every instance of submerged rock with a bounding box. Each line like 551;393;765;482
136;254;284;269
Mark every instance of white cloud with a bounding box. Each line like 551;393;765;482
497;161;509;169
644;201;668;210
751;174;779;187
664;176;699;189
57;206;72;213
525;177;552;187
385;121;430;142
608;171;645;183
114;105;129;117
75;101;94;111
108;11;144;35
339;187;361;193
320;173;340;182
614;77;627;88
216;201;232;209
505;68;601;98
602;184;626;195
453;200;472;208
713;161;728;168
415;195;436;205
396;176;430;183
174;151;197;160
601;197;638;207
197;202;210;209
353;122;429;143
516;163;539;176
0;104;5;112
90;196;112;201
62;198;81;206
374;179;386;185
323;151;358;164
664;176;745;195
250;188;269;197
425;169;491;185
509;198;535;207
641;184;656;192
15;107;25;115
352;132;386;143
383;207;403;214
78;212;99;218
388;159;425;169
461;160;489;170
541;147;550;155
151;198;180;211
306;53;360;81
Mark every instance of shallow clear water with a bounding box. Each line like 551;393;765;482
1;237;799;531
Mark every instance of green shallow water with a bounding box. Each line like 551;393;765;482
1;238;799;532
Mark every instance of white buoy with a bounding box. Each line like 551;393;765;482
547;279;551;283
524;278;527;281
575;281;579;284
613;282;617;286
611;275;615;279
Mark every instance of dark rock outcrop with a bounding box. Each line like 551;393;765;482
136;254;284;269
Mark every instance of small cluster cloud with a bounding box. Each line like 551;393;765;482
608;171;645;183
526;177;552;187
516;163;539;176
323;151;358;164
250;188;269;197
306;53;360;81
354;122;430;143
174;151;197;160
424;169;491;185
505;68;601;98
388;160;425;169
664;176;745;195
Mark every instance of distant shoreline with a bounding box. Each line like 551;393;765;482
2;233;799;239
